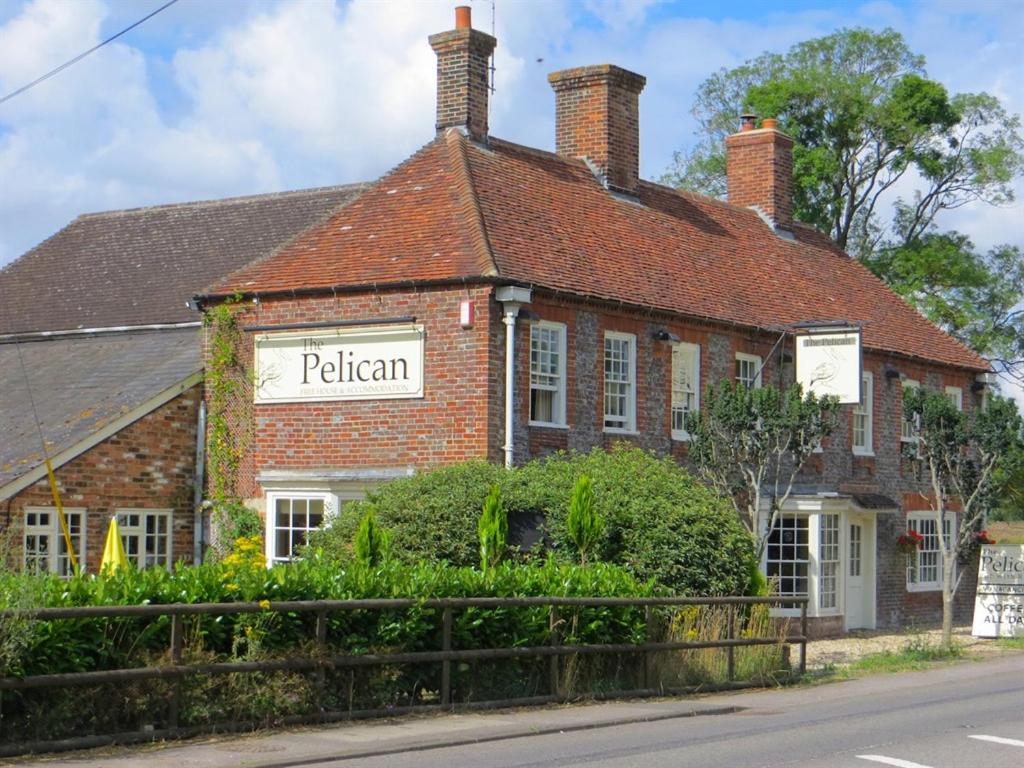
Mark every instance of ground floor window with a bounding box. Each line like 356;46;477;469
765;515;809;598
266;493;333;564
23;507;85;576
116;509;172;569
906;514;950;591
818;514;840;610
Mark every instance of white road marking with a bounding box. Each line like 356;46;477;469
969;734;1024;748
856;756;934;768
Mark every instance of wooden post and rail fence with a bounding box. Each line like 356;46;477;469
0;594;808;756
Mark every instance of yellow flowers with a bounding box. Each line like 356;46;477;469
259;599;271;611
222;536;266;571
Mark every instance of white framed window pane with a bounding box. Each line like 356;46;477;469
736;353;762;389
115;510;172;569
671;343;699;438
819;514;839;609
849;524;861;577
906;516;950;589
268;494;332;563
25;509;85;577
853;373;873;453
945;386;963;411
604;333;635;430
766;516;809;597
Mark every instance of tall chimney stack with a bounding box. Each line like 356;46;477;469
548;64;646;195
429;6;497;143
725;115;794;232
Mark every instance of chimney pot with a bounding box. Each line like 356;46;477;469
762;117;779;130
455;5;471;29
740;113;757;132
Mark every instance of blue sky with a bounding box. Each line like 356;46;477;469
1;0;1021;276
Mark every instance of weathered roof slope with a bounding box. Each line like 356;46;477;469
0;184;367;334
0;329;200;493
210;132;987;372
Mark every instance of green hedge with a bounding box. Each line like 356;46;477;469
0;556;654;742
311;446;755;595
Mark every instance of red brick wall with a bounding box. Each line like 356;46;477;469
5;385;201;572
429;24;496;142
725;126;794;230
222;285;497;499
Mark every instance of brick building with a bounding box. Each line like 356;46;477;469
196;8;992;633
0;186;364;573
1;8;993;634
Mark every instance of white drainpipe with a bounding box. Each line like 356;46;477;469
193;400;206;564
495;286;532;468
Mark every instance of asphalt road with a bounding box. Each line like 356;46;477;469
330;656;1024;768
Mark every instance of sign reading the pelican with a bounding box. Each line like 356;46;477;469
794;326;861;404
254;325;424;403
973;545;1024;638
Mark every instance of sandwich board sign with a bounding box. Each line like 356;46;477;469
972;545;1024;638
794;324;861;405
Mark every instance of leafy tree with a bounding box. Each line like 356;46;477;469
353;509;390;568
903;389;1024;647
567;474;603;565
664;28;1024;381
478;486;507;571
686;381;840;557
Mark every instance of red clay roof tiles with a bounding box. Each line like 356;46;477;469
211;131;987;372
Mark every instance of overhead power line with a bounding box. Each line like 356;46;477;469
0;0;180;107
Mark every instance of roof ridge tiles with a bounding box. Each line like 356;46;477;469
446;129;500;278
75;182;370;220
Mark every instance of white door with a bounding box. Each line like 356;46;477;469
845;521;865;629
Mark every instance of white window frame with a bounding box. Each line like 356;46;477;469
900;378;920;444
23;506;87;577
905;513;951;592
736;352;763;389
853;371;874;456
115;509;173;570
671;342;700;440
818;513;840;612
529;321;567;427
944;385;963;411
765;514;810;605
265;492;337;565
603;331;637;433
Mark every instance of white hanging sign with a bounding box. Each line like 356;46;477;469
794;326;861;404
973;545;1024;638
254;325;424;403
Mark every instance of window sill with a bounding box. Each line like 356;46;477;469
852;449;875;458
906;583;942;593
670;431;692;442
529;421;568;429
603;428;639;436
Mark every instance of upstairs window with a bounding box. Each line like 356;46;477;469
671;342;700;440
604;332;636;432
901;379;920;444
24;507;85;576
529;322;567;426
736;352;762;389
945;386;963;411
853;372;874;455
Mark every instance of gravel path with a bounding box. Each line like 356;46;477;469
804;625;1001;668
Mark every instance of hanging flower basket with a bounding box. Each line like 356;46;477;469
897;529;924;556
974;529;997;546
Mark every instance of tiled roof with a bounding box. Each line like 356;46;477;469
0;185;367;334
0;329;200;492
209;131;988;372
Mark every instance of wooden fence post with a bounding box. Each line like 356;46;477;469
315;609;328;709
168;614;183;730
441;607;452;708
549;605;560;699
726;605;736;682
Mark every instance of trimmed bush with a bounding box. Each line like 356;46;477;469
310;446;755;595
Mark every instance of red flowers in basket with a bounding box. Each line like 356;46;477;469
897;529;924;555
974;529;997;546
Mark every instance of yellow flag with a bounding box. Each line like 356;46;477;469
100;516;129;575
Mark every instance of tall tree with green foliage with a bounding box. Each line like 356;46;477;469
663;28;1024;382
903;389;1023;647
567;474;603;566
687;382;840;557
478;485;507;571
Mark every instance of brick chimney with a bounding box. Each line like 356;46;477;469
429;6;496;143
548;65;647;195
725;115;794;232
